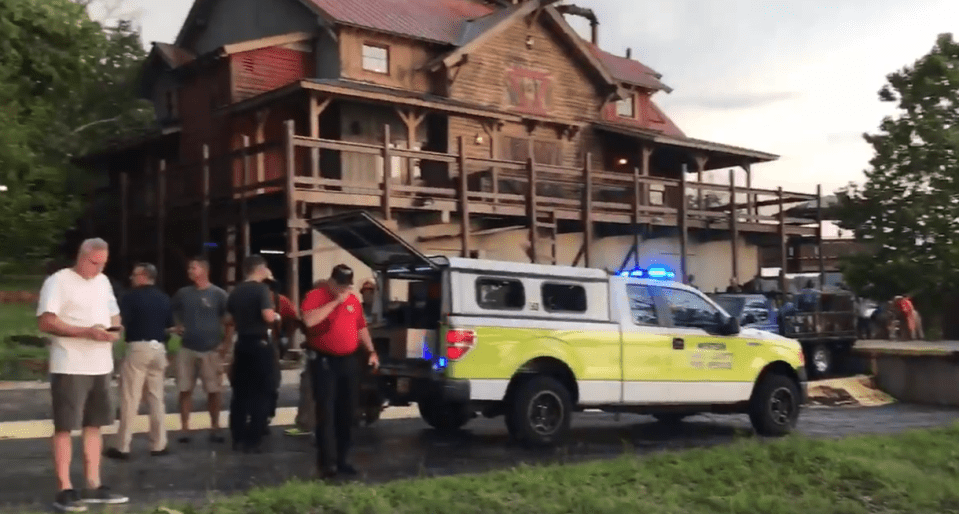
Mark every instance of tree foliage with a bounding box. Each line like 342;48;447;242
0;0;152;268
835;33;959;303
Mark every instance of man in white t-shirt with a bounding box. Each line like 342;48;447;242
37;238;129;512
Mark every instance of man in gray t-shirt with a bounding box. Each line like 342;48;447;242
171;257;232;443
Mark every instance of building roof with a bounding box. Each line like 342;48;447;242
306;0;497;45
154;43;197;68
586;43;672;93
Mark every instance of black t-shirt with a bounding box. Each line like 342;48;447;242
227;280;274;337
120;286;174;344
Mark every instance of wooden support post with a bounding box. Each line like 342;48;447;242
255;110;268;186
157;160;167;288
583;153;593;268
120;172;129;275
744;162;753;219
817;184;826;288
729;169;739;286
778;186;787;293
284;119;300;304
309;94;330;179
638;145;652;267
201;144;210;258
483;121;501;201
527;157;537;264
241;135;251;258
632;166;641;269
396;108;426;185
679;163;689;284
694;154;708;211
458;136;471;257
381;124;392;221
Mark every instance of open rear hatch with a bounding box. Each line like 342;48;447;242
309;211;445;377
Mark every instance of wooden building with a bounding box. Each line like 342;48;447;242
75;0;825;301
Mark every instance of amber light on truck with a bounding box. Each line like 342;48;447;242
446;329;476;361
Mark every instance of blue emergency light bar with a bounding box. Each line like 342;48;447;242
617;266;676;280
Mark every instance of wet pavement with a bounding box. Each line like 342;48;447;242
2;401;959;513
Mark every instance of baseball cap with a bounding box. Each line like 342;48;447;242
331;264;354;286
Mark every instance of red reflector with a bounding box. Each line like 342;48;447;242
445;329;476;361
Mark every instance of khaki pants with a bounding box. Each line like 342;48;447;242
116;341;168;453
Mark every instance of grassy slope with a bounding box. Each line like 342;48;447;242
151;424;959;514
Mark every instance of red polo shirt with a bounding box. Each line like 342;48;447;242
276;294;297;321
301;285;367;356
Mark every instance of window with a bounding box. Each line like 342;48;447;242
659;287;722;330
476;278;525;310
616;95;635;118
542;283;587;313
626;285;659;326
362;44;389;74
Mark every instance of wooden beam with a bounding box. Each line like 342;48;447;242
241;135;251;258
201;144;210;258
157;159;166;288
679;163;689;284
396;107;426;185
817;183;825;287
255;109;269;188
583;152;593;267
458;136;471;258
638;145;652;268
743;162;753;217
778;186;787;291
381;124;392;220
729;169;739;286
284;119;300;304
309;93;331;179
527;157;537;264
694;154;708;210
571;242;585;267
120;171;129;275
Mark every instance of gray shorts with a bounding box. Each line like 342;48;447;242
51;373;113;432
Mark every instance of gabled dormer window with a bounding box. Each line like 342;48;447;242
362;44;389;74
616;94;635;118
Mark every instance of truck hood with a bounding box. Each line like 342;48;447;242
739;327;793;344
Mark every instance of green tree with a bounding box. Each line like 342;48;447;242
835;33;959;312
0;0;152;269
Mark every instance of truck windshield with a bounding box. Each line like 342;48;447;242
713;296;746;318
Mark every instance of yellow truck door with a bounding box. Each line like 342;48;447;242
614;279;677;404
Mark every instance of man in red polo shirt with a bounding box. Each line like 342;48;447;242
301;264;379;479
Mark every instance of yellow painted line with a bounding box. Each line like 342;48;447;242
0;405;421;441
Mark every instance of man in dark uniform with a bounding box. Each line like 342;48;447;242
301;264;379;479
225;255;279;453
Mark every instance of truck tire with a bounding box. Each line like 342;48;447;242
807;344;832;378
507;375;573;447
418;400;472;431
748;373;801;437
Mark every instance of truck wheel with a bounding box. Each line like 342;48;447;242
418;400;471;431
807;344;832;377
507;375;573;447
748;373;801;437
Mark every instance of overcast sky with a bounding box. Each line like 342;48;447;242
97;0;957;199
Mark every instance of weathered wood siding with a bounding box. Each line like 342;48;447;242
230;43;314;102
448;18;604;119
338;27;437;92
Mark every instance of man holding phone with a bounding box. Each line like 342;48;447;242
37;238;129;512
301;264;379;479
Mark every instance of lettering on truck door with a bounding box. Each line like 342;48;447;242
652;286;753;404
618;281;676;404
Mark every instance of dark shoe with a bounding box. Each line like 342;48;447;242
262;425;272;436
178;435;191;443
79;486;128;505
103;448;129;461
336;463;359;476
209;432;226;443
53;489;87;512
150;448;170;457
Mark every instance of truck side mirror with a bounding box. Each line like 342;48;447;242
719;315;740;336
743;313;757;325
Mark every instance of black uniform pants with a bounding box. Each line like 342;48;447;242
229;335;277;449
308;349;359;471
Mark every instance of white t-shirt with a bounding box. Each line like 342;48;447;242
37;269;120;375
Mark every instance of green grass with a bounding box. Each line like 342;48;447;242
0;302;39;339
127;423;959;514
0;273;44;292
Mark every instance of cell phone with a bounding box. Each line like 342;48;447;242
106;326;122;332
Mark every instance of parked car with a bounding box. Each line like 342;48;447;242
709;293;780;335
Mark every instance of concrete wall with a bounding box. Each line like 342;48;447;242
869;353;959;407
313;222;760;299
